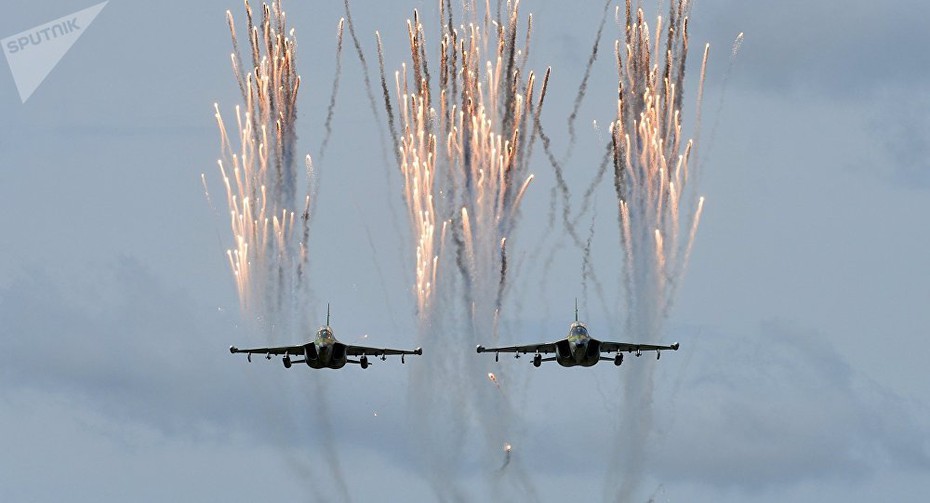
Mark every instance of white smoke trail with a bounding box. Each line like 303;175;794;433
318;18;345;162
381;2;546;499
605;1;708;500
211;2;351;500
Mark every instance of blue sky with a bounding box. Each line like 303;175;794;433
1;0;928;501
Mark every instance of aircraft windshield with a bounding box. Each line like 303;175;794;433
569;324;588;340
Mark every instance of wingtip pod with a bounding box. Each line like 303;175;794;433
476;345;486;353
671;342;680;350
229;346;239;353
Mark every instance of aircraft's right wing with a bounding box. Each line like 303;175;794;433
476;341;559;354
229;344;305;357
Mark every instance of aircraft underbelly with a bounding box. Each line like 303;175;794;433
324;344;347;369
557;357;577;367
327;358;346;369
574;347;589;364
307;345;329;369
562;345;598;367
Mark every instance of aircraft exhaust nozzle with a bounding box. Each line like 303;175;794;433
415;347;423;355
671;342;680;350
476;345;486;353
229;346;238;353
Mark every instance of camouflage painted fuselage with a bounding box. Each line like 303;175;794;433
555;322;601;367
287;327;348;369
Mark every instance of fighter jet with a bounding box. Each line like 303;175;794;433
229;305;422;370
476;301;678;367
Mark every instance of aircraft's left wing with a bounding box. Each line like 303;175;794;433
598;341;680;354
344;345;423;358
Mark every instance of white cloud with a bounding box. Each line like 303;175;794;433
694;0;930;97
649;322;930;491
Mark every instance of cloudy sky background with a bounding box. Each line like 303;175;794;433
1;0;928;501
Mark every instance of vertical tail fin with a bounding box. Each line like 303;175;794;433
574;298;579;322
326;303;331;326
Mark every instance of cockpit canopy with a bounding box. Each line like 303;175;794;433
569;323;589;340
317;327;334;343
